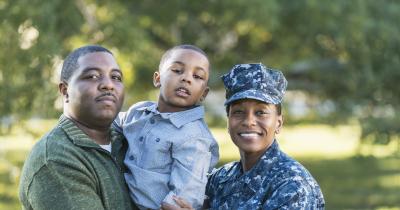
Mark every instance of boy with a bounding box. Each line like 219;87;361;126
114;45;219;210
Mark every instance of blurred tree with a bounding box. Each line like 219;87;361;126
0;0;399;150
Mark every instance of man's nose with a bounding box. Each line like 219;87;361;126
99;76;114;90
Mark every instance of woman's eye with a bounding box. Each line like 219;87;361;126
232;110;243;115
256;110;271;116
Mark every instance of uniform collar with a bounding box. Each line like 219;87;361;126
218;140;280;193
59;115;123;152
137;103;205;128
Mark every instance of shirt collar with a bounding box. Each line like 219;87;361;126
138;103;205;128
59;115;123;151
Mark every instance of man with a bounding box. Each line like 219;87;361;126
19;45;137;210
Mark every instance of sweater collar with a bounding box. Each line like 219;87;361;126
58;115;122;150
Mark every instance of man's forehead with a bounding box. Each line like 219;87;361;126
77;51;114;63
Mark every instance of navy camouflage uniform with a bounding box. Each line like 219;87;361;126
205;63;325;210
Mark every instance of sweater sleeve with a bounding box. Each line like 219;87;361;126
25;161;105;210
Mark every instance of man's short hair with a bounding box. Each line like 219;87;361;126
158;44;209;70
61;45;112;82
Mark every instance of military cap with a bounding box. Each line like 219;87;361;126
221;63;288;106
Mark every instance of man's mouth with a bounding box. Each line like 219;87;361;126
96;93;117;103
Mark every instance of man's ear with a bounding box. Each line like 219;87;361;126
59;82;69;102
275;115;284;134
199;87;209;102
153;71;161;87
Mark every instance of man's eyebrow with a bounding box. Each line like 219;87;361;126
81;67;122;74
81;66;100;73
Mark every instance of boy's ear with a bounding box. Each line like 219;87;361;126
59;82;69;103
199;87;210;102
153;71;161;87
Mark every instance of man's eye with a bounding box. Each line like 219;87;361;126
112;75;122;81
86;75;99;79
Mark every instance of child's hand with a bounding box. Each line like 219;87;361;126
160;196;194;210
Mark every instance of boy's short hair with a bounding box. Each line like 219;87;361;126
61;45;112;82
159;44;209;70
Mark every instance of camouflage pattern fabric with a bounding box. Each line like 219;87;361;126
206;140;325;210
221;63;288;106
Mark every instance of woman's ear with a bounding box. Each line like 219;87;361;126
153;71;161;87
275;115;283;134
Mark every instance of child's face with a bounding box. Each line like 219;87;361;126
154;49;210;112
227;99;283;158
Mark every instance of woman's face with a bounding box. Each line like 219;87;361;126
228;99;283;157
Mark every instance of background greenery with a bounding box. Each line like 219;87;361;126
1;0;399;209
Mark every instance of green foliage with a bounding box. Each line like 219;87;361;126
0;0;399;146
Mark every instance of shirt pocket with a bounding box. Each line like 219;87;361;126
141;134;172;172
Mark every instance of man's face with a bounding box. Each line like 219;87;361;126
153;49;209;112
60;51;124;128
228;99;282;158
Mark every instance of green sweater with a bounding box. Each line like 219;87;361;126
19;115;137;210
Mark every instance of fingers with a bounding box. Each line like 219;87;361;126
172;196;193;209
161;202;179;210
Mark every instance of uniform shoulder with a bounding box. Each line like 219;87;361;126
209;161;238;179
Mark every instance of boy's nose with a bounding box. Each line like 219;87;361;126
181;73;192;84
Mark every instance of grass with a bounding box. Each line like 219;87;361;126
1;121;399;210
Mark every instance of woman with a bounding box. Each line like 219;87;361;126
163;63;325;210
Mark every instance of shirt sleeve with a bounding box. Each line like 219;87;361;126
262;180;312;210
25;161;105;210
163;137;212;210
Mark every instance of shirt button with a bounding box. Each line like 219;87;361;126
150;118;155;124
139;136;144;142
129;155;135;160
155;138;160;142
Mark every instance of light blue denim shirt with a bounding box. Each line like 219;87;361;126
114;101;219;210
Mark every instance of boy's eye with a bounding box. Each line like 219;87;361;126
193;74;204;80
171;69;182;73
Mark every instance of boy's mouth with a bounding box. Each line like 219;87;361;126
175;87;191;97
